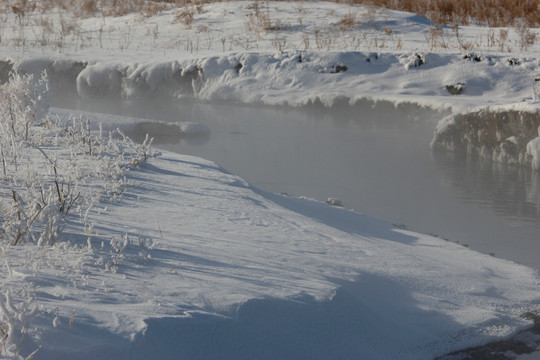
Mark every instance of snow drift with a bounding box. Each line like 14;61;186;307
6;145;540;360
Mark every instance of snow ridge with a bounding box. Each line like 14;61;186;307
2;49;540;113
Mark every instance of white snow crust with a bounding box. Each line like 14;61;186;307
7;140;540;360
179;121;210;135
527;127;540;169
1;1;540;113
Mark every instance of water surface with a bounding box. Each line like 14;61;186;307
55;97;540;269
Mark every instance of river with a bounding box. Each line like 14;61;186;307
55;96;540;270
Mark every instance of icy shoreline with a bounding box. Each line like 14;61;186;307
3;49;540;170
16;148;540;360
2;50;540;111
432;108;540;169
0;85;539;358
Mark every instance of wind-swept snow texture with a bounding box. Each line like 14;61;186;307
4;146;539;360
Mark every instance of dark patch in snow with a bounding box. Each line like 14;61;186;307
415;53;425;67
463;53;482;62
234;63;243;73
0;59;14;83
508;58;521;66
366;53;379;63
326;198;343;207
330;65;348;73
445;82;466;95
402;53;426;69
437;312;540;360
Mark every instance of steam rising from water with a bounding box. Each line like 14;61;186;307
53;95;540;269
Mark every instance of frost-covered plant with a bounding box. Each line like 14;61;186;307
0;290;38;359
116;128;158;165
515;20;536;52
0;72;159;247
425;24;448;49
339;12;357;32
173;6;195;29
0;72;49;142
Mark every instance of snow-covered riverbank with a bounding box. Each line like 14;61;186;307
4;114;540;359
1;0;540;112
2;1;540;170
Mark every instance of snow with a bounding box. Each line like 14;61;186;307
1;1;540;359
179;121;210;135
0;1;540;112
0;103;538;359
10;142;540;360
527;127;540;169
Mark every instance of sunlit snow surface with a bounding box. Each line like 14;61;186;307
3;133;539;359
1;1;540;359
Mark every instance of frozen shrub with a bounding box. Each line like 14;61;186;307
0;72;49;141
0;71;159;247
0;290;38;359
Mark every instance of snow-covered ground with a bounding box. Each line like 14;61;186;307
1;1;540;111
1;1;540;359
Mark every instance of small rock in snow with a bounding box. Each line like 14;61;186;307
179;122;210;136
326;198;343;207
445;82;466;95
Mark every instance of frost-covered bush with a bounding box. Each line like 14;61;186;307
0;290;38;359
0;72;49;142
0;72;158;247
0;71;159;358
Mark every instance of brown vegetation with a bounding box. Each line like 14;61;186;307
0;0;538;28
352;0;540;27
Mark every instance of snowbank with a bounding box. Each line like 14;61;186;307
179;121;210;135
0;1;538;123
3;51;540;112
432;109;540;168
527;127;540;169
5;141;539;360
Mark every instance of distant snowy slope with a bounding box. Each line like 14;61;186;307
1;1;540;112
7;147;538;360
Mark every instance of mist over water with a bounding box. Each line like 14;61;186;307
53;96;540;269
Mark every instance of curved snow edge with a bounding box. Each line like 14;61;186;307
3;50;540;111
432;108;540;170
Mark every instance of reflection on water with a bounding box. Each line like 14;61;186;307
434;151;540;224
53;96;540;269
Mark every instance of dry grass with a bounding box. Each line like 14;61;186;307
352;0;540;27
339;12;357;31
0;0;538;28
173;6;195;28
0;0;186;18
